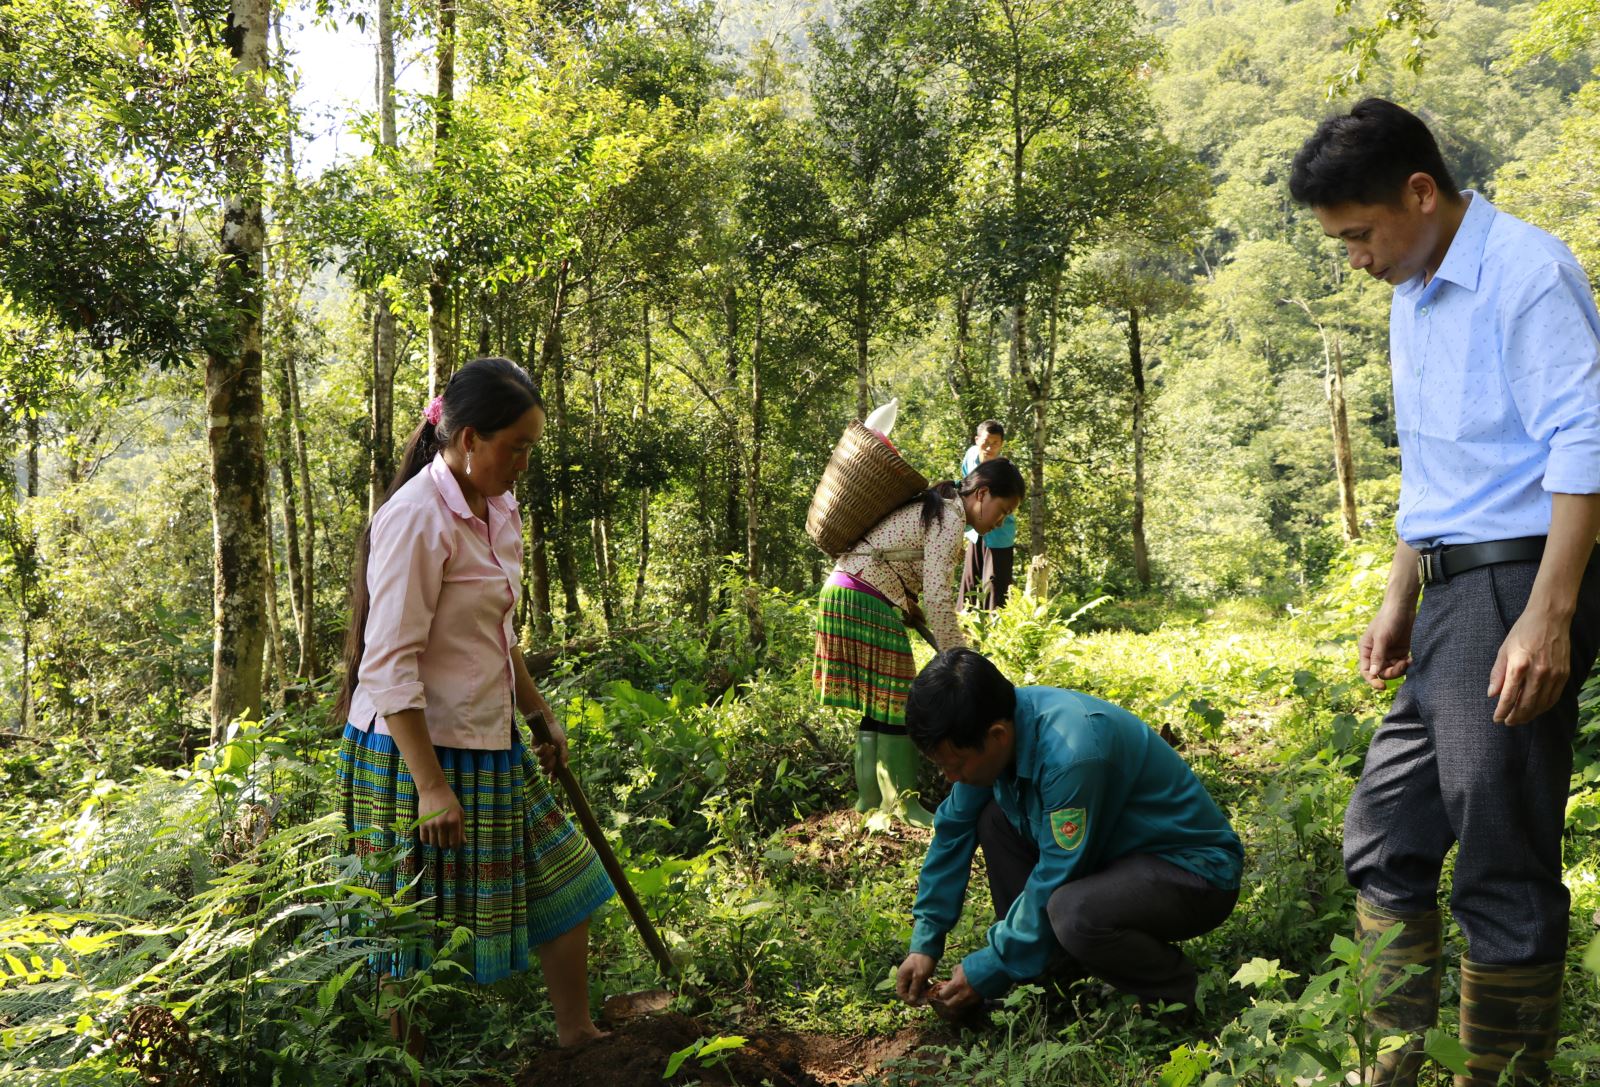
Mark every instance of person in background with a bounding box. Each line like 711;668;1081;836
333;357;616;1069
815;459;1025;827
959;421;1017;611
894;649;1241;1025
1291;99;1600;1086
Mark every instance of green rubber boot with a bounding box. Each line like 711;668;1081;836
853;730;880;813
1455;958;1563;1086
875;733;935;828
1355;896;1442;1087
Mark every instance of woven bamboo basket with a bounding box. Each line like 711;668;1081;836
806;420;929;558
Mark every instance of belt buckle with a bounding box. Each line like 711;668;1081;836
1417;546;1446;586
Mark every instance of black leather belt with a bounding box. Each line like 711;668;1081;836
1417;536;1546;586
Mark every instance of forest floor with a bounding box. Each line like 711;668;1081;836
512;1011;942;1087
513;809;954;1087
6;584;1599;1085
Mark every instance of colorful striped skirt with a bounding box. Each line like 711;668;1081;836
338;724;615;984
813;582;915;726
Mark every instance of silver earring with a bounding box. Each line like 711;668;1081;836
466;450;473;476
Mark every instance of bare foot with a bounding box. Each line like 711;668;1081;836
556;1022;608;1048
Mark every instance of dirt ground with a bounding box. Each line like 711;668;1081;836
510;1012;943;1087
513;811;952;1087
775;809;933;887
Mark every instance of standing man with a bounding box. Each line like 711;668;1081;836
1290;99;1600;1086
960;420;1017;610
894;649;1242;1022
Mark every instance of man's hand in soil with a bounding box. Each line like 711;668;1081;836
929;965;981;1020
896;952;938;1005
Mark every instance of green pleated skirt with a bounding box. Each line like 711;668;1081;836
338;723;615;983
813;582;915;726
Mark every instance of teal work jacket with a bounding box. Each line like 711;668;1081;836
908;686;1244;996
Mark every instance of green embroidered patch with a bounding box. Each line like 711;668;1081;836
1051;808;1087;851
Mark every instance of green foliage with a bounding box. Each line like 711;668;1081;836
663;1033;747;1078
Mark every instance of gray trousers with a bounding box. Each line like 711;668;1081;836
1344;558;1600;965
977;802;1238;1004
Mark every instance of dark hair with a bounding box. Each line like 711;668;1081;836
976;419;1004;439
906;648;1017;752
333;357;543;724
918;456;1026;528
1288;98;1459;208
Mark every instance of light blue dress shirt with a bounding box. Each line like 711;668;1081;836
1390;192;1600;547
907;687;1242;997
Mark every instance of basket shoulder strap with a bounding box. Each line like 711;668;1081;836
844;545;924;563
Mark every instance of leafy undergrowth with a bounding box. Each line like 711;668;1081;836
3;556;1600;1085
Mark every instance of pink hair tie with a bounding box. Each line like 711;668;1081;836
422;396;444;426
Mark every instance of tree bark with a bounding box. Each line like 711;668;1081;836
369;0;399;513
723;287;743;570
206;0;272;742
1288;298;1362;542
1128;307;1150;586
854;252;870;419
951;282;974;402
632;302;652;620
1328;331;1360;541
693;454;711;627
286;346;316;678
589;350;617;631
543;270;581;622
270;341;306;660
426;0;456;398
262;486;289;701
746;296;766;647
18;410;37;733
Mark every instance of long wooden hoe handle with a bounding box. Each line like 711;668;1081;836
525;712;678;979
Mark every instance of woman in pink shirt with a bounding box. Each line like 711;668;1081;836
333;357;614;1059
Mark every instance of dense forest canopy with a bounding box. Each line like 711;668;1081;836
2;0;1596;740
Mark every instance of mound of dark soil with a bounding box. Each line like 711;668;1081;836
512;1013;822;1087
509;1014;946;1087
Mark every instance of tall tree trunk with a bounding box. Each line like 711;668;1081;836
286;346;316;677
854;252;870;419
590;354;616;631
1013;291;1046;559
477;287;492;356
1328;331;1360;541
746;297;766;647
525;329;555;638
271;345;306;660
951;282;974;402
747;299;764;585
369;0;399;514
426;0;456;398
17;411;38;733
543;272;581;622
723;288;742;571
1128;307;1150;586
206;0;272;742
693;454;712;627
263;486;289;702
273;18;316;681
1022;278;1056;561
632;302;652;621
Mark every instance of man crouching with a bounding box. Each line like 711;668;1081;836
895;648;1244;1024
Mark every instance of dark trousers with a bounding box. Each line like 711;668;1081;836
1344;559;1600;965
961;539;1015;611
977;801;1238;1004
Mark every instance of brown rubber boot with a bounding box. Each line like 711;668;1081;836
1455;958;1563;1086
1355;895;1443;1087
